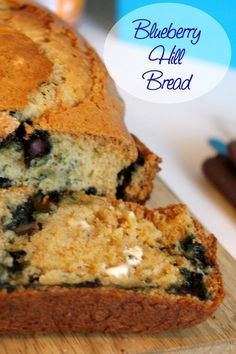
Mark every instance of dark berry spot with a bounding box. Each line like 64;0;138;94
180;235;195;251
8;250;26;272
25;119;33;126
48;191;61;203
167;268;209;300
24;130;51;166
6;198;34;232
15;122;27;141
0;177;12;188
9;111;16;117
116;151;145;199
180;235;207;267
136;154;145;166
85;187;97;195
29;274;40;284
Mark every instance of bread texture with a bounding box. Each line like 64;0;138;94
0;188;224;334
0;0;160;202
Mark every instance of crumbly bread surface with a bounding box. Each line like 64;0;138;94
0;127;160;199
0;188;224;333
0;133;127;195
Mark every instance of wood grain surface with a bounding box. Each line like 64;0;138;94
0;178;235;354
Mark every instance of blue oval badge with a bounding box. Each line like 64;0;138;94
104;3;231;104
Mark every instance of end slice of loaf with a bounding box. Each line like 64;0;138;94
0;1;160;202
0;188;224;334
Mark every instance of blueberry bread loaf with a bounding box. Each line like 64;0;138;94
0;188;224;334
0;0;160;202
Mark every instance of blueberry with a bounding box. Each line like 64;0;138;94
9;111;16;117
180;268;208;300
85;187;97;195
29;274;40;284
0;177;12;188
8;250;26;272
24;130;51;166
15;122;27;141
180;235;207;266
167;268;209;300
116;151;145;199
6;198;34;232
48;191;60;203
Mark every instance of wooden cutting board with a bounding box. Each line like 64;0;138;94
1;178;236;354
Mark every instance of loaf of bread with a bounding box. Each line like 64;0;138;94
0;188;224;334
0;0;224;335
0;0;160;203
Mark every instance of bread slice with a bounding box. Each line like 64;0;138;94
0;1;160;202
0;188;224;334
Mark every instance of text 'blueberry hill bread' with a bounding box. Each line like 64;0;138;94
0;0;160;202
0;188;224;334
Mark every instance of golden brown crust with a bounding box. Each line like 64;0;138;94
0;0;137;161
0;281;224;334
0;25;52;110
193;219;217;265
122;135;161;203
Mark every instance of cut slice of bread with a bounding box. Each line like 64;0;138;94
0;188;224;334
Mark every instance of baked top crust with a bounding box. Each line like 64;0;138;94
0;25;52;109
0;0;136;159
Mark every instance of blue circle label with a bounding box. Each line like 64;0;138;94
104;3;231;103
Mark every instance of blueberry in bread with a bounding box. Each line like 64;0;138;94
0;188;224;334
0;0;160;202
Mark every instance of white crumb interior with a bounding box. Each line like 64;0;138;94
2;195;201;290
0;134;125;195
